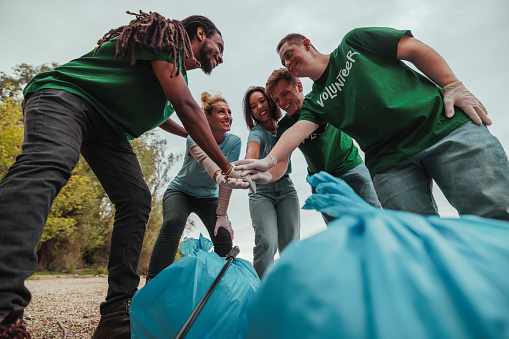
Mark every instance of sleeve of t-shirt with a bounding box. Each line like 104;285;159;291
343;27;412;60
227;136;242;162
135;45;172;62
186;136;196;154
298;98;326;125
247;126;264;145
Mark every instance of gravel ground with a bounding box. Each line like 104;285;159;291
24;275;145;339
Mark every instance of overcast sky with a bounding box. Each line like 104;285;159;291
1;0;508;263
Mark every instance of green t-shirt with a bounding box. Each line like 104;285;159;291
277;113;361;177
23;39;187;141
299;27;469;176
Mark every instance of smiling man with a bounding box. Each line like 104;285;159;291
238;28;509;222
0;11;250;339
263;68;380;223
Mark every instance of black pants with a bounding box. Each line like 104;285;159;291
147;189;233;280
0;89;151;315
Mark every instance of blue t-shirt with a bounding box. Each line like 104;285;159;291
247;124;292;175
168;133;241;198
247;124;293;195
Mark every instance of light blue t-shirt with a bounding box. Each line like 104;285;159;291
247;124;292;175
168;133;241;198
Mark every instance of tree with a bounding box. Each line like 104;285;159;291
0;63;59;99
132;130;183;273
0;90;23;175
0;63;184;273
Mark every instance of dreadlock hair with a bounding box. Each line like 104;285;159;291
201;91;228;117
265;68;300;98
94;10;199;77
242;86;281;131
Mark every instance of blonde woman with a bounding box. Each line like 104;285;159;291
147;92;244;283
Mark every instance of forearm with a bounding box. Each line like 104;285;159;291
189;144;221;179
177;106;230;172
152;59;230;173
269;120;317;162
267;156;290;182
216;186;232;216
159;118;188;138
397;35;458;87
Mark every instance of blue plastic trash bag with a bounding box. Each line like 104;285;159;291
131;234;260;339
246;172;509;339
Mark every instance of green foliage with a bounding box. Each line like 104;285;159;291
0;62;59;99
0;89;23;175
132;130;182;274
1;63;184;274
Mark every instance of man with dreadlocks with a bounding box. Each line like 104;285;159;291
0;11;252;339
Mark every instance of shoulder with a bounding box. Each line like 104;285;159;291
250;124;267;135
343;27;412;45
226;133;241;146
248;124;267;142
186;135;196;148
299;101;324;124
302;95;320;111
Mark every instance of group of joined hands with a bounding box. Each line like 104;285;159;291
215;154;279;194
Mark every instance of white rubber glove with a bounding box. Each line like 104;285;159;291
215;164;256;194
443;81;492;126
189;145;253;191
234;154;278;172
214;177;234;240
189;144;221;179
215;215;234;240
246;171;273;185
227;165;256;193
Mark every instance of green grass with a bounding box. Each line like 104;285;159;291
27;267;108;280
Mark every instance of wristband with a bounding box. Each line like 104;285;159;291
222;163;235;176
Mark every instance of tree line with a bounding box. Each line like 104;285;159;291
0;64;189;275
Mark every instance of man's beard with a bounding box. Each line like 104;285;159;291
199;45;214;75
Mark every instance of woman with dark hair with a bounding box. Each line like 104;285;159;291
147;92;243;283
242;86;300;278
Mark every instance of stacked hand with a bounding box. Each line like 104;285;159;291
443;81;492;126
215;164;257;193
215;215;233;240
234;157;276;185
235;154;278;172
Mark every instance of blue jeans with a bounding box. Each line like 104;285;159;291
0;89;151;315
249;175;300;278
147;189;232;280
312;163;381;224
373;121;509;220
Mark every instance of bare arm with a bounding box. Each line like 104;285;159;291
236;120;318;172
244;140;289;183
245;140;261;160
397;35;458;87
397;35;491;125
159;118;188;138
267;156;290;182
152;60;230;172
269;120;318;162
